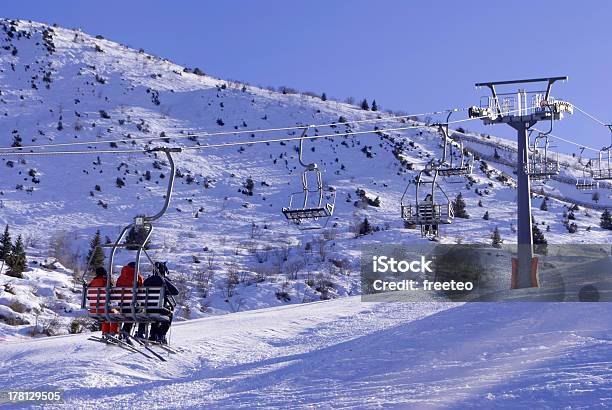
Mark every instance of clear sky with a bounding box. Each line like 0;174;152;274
3;1;611;152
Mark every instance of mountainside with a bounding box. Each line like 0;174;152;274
0;19;610;339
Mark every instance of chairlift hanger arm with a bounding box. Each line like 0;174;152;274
145;147;182;222
298;126;317;170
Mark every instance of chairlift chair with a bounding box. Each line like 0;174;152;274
575;166;598;191
401;165;454;238
435;113;473;177
82;147;181;333
575;147;599;191
282;126;337;230
527;132;559;180
592;149;612;181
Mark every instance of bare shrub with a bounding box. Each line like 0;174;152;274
194;268;215;298
222;264;240;297
322;228;337;241
49;231;83;282
9;301;29;314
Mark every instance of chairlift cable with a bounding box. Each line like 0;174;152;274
0;107;467;152
0;107;538;157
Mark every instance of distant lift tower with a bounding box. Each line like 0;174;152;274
469;77;573;289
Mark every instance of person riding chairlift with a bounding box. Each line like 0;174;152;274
138;262;179;344
116;261;144;344
87;266;118;336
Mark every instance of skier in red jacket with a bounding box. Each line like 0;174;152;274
116;261;143;287
87;267;118;335
116;262;144;342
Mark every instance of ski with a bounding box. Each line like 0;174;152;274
89;334;155;360
87;335;145;356
133;336;178;354
123;333;167;361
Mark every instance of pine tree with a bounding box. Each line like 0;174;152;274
483;211;490;220
86;230;105;270
359;217;373;236
321;92;327;101
371;100;378;111
0;224;11;261
491;227;502;249
7;235;26;278
532;224;548;255
360;99;369;111
452;192;469;219
540;198;548;211
600;209;612;230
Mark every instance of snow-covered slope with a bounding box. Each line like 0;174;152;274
0;19;610;338
1;297;611;408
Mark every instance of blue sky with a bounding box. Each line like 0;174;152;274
3;1;611;152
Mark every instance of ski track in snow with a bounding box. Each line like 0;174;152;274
1;298;611;409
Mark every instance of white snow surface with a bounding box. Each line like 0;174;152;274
1;297;611;409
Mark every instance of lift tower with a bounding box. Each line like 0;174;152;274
469;77;573;288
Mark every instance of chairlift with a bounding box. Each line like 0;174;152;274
527;132;559;180
592;126;612;180
592;149;612;180
401;163;454;238
82;147;181;338
575;149;598;191
435;112;473;177
282;126;336;230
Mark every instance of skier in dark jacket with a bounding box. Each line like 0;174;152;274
136;261;179;344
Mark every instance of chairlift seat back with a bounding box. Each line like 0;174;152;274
83;286;171;323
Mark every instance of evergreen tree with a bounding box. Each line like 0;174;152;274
86;230;105;270
540;198;548;211
491;227;502;249
321;92;327;101
532;224;548;255
493;148;500;160
360;99;369;111
452;192;469;219
600;209;612;230
371;100;378;111
483;211;490;220
358;217;373;236
0;224;11;261
7;235;26;278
